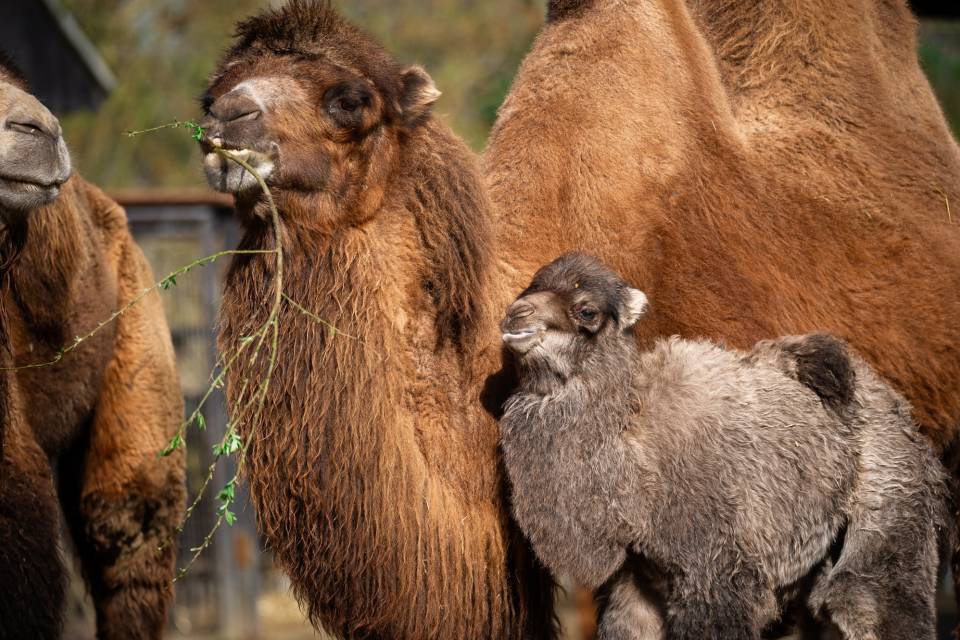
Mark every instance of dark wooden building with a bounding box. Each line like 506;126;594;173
0;0;115;113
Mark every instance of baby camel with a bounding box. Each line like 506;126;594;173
499;252;949;640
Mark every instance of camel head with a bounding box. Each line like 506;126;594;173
0;53;71;216
502;253;648;385
199;0;440;225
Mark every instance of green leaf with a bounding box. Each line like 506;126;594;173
224;432;242;455
223;509;236;526
212;432;242;457
160;275;177;290
159;433;183;457
195;412;206;431
216;481;235;503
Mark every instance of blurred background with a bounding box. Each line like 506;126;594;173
2;0;959;638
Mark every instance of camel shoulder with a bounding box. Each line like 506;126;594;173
67;175;159;294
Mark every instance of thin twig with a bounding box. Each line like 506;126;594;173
127;120;205;141
1;249;273;372
282;292;357;339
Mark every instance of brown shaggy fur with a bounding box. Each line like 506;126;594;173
0;59;185;640
208;3;552;637
484;0;960;628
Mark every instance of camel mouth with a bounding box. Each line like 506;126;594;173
502;328;543;355
203;146;277;194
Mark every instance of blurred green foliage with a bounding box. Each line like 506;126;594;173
920;21;960;140
60;2;960;189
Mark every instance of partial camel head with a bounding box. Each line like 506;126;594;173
501;253;648;384
199;0;440;226
0;53;71;215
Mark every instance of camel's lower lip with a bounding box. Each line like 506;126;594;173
0;176;59;191
0;177;61;203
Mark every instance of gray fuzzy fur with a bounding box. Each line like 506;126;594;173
500;253;950;640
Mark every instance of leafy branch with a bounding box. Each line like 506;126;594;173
125;121;290;579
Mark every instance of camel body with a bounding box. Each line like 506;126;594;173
497;253;946;638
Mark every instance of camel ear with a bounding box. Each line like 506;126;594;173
400;65;440;123
621;288;648;329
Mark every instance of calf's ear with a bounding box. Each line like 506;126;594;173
621;288;649;329
400;65;441;124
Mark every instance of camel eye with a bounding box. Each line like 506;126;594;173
324;82;373;129
337;96;361;113
576;308;599;323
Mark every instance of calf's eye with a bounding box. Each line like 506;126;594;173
577;309;598;322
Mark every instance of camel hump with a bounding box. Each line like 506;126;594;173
781;334;857;413
547;0;595;21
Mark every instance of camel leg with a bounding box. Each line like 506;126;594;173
596;569;665;640
56;239;185;640
0;418;65;640
667;564;768;640
810;519;939;640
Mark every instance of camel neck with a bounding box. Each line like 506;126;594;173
514;339;638;423
5;183;86;342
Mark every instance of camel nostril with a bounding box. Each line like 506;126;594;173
209;90;263;125
226;109;261;124
7;119;49;137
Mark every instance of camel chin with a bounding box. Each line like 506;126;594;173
203;147;275;194
0;176;61;213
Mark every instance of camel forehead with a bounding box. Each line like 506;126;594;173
0;81;42;115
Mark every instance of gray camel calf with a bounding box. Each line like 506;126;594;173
499;252;949;640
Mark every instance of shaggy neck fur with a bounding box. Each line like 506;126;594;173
221;119;550;638
0;189;86;456
512;336;637;432
4;177;121;464
501;334;639;590
6;187;86;342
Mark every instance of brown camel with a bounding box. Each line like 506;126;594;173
200;0;960;637
0;55;185;640
200;3;553;637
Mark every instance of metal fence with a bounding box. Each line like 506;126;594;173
118;191;272;639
